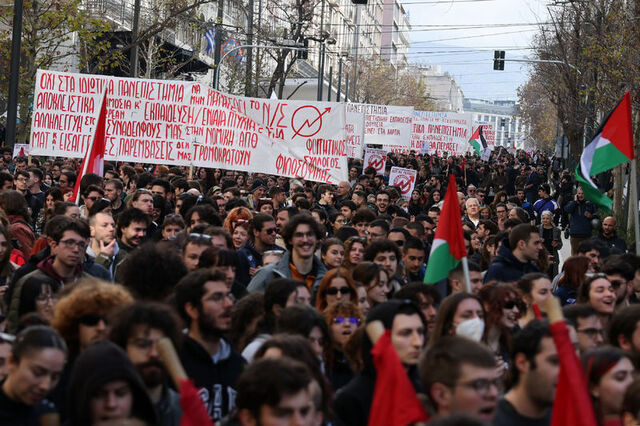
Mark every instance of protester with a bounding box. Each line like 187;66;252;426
582;347;636;426
493;320;558;425
420;336;499;421
175;269;245;421
109;302;183;426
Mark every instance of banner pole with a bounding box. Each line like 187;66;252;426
631;159;640;253
461;256;471;293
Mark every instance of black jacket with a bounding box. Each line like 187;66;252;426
332;301;423;426
484;240;540;284
178;335;246;422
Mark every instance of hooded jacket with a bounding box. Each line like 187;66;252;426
178;335;246;421
247;250;327;293
483;239;540;284
332;300;424;426
66;341;157;426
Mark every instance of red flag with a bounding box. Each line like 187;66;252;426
69;91;107;203
179;378;214;426
461;157;466;170
18;147;25;157
368;331;429;426
549;321;598;426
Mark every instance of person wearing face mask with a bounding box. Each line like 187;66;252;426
333;300;427;426
429;292;486;348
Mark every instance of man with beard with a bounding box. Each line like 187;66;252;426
176;269;246;421
493;320;558;426
110;302;183;426
248;213;327;293
114;208;151;280
87;211;119;280
609;305;640;366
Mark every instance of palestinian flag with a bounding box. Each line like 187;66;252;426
469;125;488;156
575;91;634;211
424;174;467;284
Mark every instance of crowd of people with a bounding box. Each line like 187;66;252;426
0;145;637;426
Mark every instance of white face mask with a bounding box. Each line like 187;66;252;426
455;317;485;342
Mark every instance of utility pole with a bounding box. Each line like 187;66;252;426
336;55;343;102
352;4;361;101
130;0;141;77
316;0;326;101
245;0;254;96
213;0;224;88
5;0;24;147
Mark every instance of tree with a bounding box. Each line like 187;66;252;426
0;0;111;143
517;77;557;152
347;56;435;110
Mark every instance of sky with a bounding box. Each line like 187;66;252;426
403;0;550;101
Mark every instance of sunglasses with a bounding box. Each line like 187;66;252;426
78;314;108;326
264;228;277;234
610;280;626;289
325;287;351;296
503;300;519;310
334;316;360;325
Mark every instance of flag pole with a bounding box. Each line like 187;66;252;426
461;256;471;293
631;159;640;253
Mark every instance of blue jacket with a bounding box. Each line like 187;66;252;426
247;250;327;293
484;241;540;284
564;199;597;237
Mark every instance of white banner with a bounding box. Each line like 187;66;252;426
388;166;417;199
29;70;348;184
363;147;387;174
385;111;472;155
345;104;365;159
347;103;413;146
476;122;495;146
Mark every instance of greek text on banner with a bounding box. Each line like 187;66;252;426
29;69;348;184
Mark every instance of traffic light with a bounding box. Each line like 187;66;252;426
298;38;309;60
493;50;505;70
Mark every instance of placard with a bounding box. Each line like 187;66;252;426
384;111;472;155
345;104;365;159
29;70;348;184
388;166;417;199
363;147;387;174
348;103;413;146
13;144;30;158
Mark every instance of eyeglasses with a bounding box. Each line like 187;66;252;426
58;239;87;250
577;328;605;338
457;377;502;395
78;314;108;326
610;280;626;289
325;287;351;296
35;294;54;303
334;316;360;325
